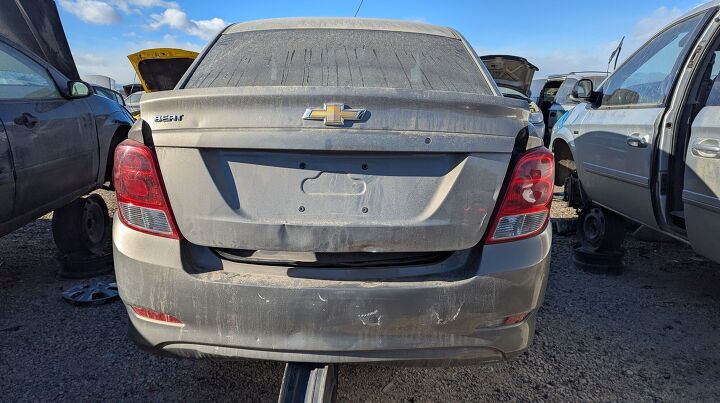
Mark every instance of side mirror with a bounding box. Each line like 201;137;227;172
68;81;91;98
572;79;594;100
529;111;544;125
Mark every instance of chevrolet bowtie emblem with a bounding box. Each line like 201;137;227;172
302;103;366;126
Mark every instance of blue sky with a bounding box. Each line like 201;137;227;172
56;0;706;85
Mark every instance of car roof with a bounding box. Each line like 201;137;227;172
675;1;720;22
225;17;460;39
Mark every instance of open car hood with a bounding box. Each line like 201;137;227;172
481;55;538;98
0;0;79;80
128;48;199;92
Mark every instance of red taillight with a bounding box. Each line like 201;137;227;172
486;147;554;244
113;139;181;239
131;305;183;325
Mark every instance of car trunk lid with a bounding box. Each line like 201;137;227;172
143;86;527;253
127;48;198;92
481;55;539;98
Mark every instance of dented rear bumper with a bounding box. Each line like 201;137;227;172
113;215;551;365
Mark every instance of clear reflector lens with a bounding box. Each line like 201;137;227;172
118;202;173;235
492;211;548;241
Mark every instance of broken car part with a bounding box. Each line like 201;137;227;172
62;282;119;306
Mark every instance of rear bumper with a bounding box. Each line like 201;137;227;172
113;215;551;365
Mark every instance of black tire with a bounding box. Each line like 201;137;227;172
556;158;577;187
52;194;111;256
572;244;624;275
577;206;626;252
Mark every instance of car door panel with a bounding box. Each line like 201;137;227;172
575;107;663;226
0;99;97;216
683;106;720;262
0;119;14;222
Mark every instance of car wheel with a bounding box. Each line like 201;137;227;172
52;194;111;256
556;158;577;187
577;206;626;252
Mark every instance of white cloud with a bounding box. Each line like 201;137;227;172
59;0;122;25
127;0;179;8
111;0;179;13
148;8;227;40
75;51;134;84
74;35;203;84
633;7;684;45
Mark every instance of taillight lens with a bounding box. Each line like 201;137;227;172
486;147;554;243
113;139;181;239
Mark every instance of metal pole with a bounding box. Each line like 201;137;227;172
278;362;338;403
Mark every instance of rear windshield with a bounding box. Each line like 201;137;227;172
184;29;491;95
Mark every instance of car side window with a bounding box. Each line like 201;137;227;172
0;42;61;100
705;66;720;106
127;92;142;104
601;13;705;107
94;86;113;100
555;78;578;104
702;50;720;106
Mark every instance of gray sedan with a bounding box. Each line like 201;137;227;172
112;18;553;370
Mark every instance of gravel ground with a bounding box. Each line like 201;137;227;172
1;190;719;402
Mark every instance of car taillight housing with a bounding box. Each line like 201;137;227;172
486;147;554;244
113;139;181;239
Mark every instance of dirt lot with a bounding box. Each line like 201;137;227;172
1;190;719;402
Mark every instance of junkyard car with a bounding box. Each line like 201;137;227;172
124;48;199;119
123;91;142;115
0;0;133;254
552;2;720;263
531;72;607;145
481;55;546;135
114;18;553;365
93;85;126;107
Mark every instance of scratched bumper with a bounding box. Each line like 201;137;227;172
113;215;551;365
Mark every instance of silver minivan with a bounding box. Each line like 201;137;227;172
112;18;553;366
552;2;720;263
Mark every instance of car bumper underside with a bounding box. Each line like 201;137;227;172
113;215;551;365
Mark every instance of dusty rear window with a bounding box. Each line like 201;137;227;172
184;29;491;94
